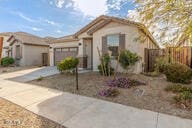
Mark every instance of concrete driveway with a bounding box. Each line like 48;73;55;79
0;66;59;82
1;67;192;128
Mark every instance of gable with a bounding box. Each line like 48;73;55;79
66;15;159;48
77;19;107;38
74;15;108;37
7;36;20;46
92;21;159;49
7;35;16;43
98;21;137;31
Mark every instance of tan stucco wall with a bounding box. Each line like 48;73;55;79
49;41;79;66
11;42;49;66
22;45;49;66
92;22;157;73
1;35;10;57
11;41;25;66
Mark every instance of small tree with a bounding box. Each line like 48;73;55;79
57;57;79;90
134;0;192;46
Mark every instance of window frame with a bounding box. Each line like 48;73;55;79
106;34;120;57
69;47;78;52
15;45;21;59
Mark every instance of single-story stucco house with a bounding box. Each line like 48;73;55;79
49;15;159;73
7;32;49;66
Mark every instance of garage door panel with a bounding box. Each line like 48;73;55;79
54;48;78;65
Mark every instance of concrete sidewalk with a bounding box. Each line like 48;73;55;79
1;67;192;128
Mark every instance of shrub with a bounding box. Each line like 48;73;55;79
155;56;168;73
1;57;14;67
98;88;119;97
173;91;192;107
106;77;131;88
119;50;140;69
177;91;192;101
165;84;192;93
57;57;79;72
106;77;146;88
37;76;44;81
165;84;192;108
98;54;114;76
163;63;192;84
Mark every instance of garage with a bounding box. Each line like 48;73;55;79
54;47;78;65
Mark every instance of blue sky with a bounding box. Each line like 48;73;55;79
0;0;135;37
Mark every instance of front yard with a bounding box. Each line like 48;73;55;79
28;72;192;120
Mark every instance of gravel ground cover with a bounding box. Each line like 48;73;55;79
0;98;65;128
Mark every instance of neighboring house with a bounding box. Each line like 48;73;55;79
7;32;49;66
49;15;159;73
0;32;13;58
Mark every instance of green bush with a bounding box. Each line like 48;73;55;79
165;84;192;93
1;57;15;67
155;56;168;73
165;84;192;108
98;54;114;76
37;76;44;81
57;57;79;72
119;50;140;69
173;91;192;107
163;63;192;84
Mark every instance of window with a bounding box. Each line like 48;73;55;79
107;34;119;56
16;45;21;59
62;48;68;52
55;48;61;52
69;48;78;52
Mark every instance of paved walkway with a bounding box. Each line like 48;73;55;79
0;67;192;128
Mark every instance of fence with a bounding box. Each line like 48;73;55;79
144;47;192;72
0;37;3;61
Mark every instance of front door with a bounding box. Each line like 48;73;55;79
83;38;93;69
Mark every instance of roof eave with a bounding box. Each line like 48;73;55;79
51;39;79;44
23;42;49;47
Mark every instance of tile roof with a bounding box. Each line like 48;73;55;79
7;32;49;46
